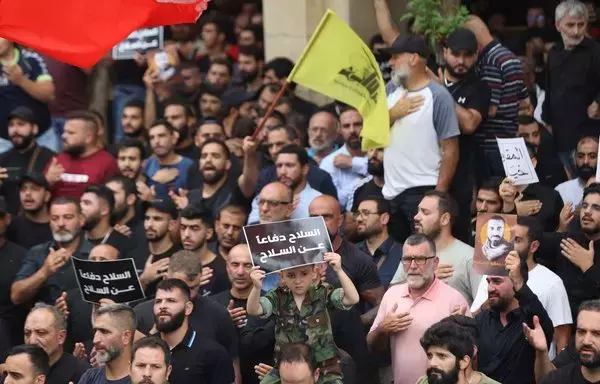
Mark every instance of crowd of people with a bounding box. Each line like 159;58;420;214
0;0;599;383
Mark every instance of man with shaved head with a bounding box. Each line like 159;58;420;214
307;111;339;164
211;244;275;384
24;303;90;384
88;244;120;261
256;182;294;224
309;195;383;324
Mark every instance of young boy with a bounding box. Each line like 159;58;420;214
247;252;359;384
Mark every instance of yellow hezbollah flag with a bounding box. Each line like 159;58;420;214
288;10;389;150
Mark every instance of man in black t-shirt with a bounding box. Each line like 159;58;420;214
152;279;235;384
178;138;257;218
180;207;230;297
23;303;89;384
528;300;600;384
211;244;275;384
0;107;54;215
134;250;241;382
438;28;491;243
7;172;52;249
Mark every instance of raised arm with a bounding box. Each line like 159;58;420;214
373;0;400;44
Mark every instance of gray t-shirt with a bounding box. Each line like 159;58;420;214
77;367;131;384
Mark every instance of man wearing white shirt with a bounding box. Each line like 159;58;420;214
470;216;572;359
555;136;598;209
381;34;460;243
319;107;368;209
248;144;321;224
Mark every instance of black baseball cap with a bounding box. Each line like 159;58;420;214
8;106;36;125
144;198;179;219
380;34;430;57
445;28;477;54
20;172;50;190
222;89;256;110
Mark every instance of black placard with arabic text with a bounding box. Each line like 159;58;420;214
72;257;145;304
112;27;164;60
243;217;332;274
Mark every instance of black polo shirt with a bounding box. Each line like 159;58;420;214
134;295;239;360
159;327;235;384
540;363;596;384
476;284;554;384
326;239;382;294
47;352;90;384
356;236;402;290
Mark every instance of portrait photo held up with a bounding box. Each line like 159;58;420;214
474;213;517;276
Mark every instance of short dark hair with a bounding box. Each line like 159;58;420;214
277;144;309;166
180;206;214;228
132;337;171;367
424;190;458;225
583;183;600;202
404;234;436;255
50;196;81;214
525;141;537;158
276;343;317;373
66;110;100;133
516;115;538;126
200;138;231;159
117;138;147;159
420;321;476;360
199;84;225;100
163;98;194;118
239;44;264;62
217;204;248;221
84;184;116;214
123;99;145;113
156;278;191;302
516;215;542;244
360;196;390;215
439;315;478;341
209;58;233;76
268;124;297;141
149;119;176;134
197;119;225;136
264;57;294;79
478;178;502;194
6;344;49;376
105;175;137;199
263;109;287;126
231;117;256;139
579;299;600;314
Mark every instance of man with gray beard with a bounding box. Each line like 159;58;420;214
77;304;136;384
11;196;92;306
379;34;460;244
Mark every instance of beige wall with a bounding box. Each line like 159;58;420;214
262;0;407;105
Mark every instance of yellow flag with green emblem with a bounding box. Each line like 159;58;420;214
288;9;389;150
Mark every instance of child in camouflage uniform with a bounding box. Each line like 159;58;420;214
247;252;360;384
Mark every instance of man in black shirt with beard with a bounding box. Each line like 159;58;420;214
173;138;258;218
436;28;491;243
0;107;54;214
7;172;52;248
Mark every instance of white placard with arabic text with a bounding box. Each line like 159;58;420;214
497;138;539;186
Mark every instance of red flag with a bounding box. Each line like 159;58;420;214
0;0;209;68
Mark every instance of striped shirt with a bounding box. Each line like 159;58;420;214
476;40;527;150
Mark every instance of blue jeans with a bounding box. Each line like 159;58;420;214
0;128;61;154
113;84;146;144
50;117;67;151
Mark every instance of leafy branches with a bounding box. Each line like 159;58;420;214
401;0;470;50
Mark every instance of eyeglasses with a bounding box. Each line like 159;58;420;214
258;199;291;208
353;210;381;219
401;256;436;266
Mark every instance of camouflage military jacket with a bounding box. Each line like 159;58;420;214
259;283;351;363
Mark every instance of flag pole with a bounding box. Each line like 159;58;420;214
251;80;291;140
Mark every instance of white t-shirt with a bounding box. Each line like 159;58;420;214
470;264;572;359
